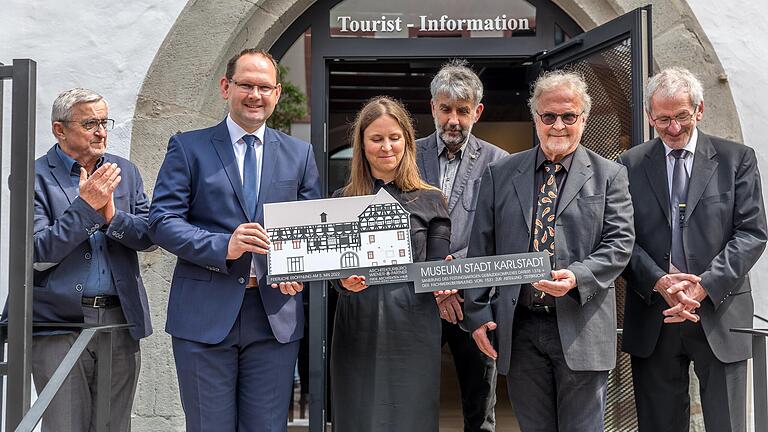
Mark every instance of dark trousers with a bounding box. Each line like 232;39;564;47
631;320;747;432
506;308;607;432
173;289;300;432
31;305;140;432
442;320;497;432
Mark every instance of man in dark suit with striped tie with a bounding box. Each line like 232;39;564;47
619;67;768;432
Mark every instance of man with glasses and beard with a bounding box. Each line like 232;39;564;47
464;71;634;432
619;67;767;432
416;59;507;432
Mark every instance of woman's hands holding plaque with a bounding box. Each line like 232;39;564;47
340;275;369;292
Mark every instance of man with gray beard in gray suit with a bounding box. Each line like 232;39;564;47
417;59;507;432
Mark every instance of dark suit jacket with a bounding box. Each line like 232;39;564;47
619;131;767;363
416;132;508;258
464;145;635;373
149;120;321;345
26;146;154;340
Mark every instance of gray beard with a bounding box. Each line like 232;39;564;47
436;122;473;154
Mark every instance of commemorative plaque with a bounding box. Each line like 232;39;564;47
264;192;552;290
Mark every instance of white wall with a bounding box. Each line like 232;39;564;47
687;0;768;319
0;3;185;429
0;0;188;302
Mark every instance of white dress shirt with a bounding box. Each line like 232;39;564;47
226;114;266;278
662;127;698;198
661;127;697;273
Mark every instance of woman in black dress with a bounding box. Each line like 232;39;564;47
331;96;451;432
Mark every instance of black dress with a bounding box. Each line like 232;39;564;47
330;181;451;432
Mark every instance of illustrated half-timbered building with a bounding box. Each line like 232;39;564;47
266;188;412;275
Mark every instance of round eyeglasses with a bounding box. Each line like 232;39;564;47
536;111;584;126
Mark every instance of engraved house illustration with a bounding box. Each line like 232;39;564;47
266;188;413;275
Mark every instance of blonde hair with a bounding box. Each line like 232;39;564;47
343;96;436;197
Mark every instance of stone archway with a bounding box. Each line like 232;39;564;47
129;1;739;429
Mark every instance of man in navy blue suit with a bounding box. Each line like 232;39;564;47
149;49;321;432
22;88;154;432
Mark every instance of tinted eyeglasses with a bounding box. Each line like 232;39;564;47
536;111;584;126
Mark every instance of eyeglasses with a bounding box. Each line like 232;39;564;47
650;110;696;128
228;80;279;96
60;118;115;132
536;111;584;125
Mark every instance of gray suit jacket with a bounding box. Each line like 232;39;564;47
416;132;508;258
619;132;767;363
464;145;635;373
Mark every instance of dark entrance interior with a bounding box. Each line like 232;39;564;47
327;58;534;195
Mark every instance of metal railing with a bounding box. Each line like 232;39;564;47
0;58;133;432
1;323;132;432
731;325;768;432
1;58;37;432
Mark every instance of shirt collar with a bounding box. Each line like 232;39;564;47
437;134;468;160
226;114;266;147
662;127;698;158
535;146;574;172
55;144;104;175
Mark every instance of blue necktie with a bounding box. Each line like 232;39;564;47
670;149;689;273
242;134;260;220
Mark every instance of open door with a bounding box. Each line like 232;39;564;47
535;6;652;159
531;7;652;431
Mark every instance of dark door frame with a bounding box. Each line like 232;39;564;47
266;1;642;430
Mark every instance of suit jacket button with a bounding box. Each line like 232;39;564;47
84;252;92;260
238;277;245;284
511;298;517;305
664;253;670;260
75;283;83;292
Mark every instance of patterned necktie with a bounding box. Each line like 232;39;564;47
242;134;260;220
670;149;690;273
532;161;562;301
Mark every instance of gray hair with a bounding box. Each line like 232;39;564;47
528;70;592;118
645;67;704;113
51;88;104;122
430;59;484;106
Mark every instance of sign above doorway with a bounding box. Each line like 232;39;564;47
330;0;537;38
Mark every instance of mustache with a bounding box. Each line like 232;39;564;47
442;125;464;132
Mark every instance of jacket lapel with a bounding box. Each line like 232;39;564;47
447;136;480;214
47;146;79;204
211;121;249;220
643;139;671;225
419;133;441;187
556;146;593;218
256;128;280;213
511;148;537;234
685;132;718;220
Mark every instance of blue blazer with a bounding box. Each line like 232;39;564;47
149;120;321;344
25;146;154;340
